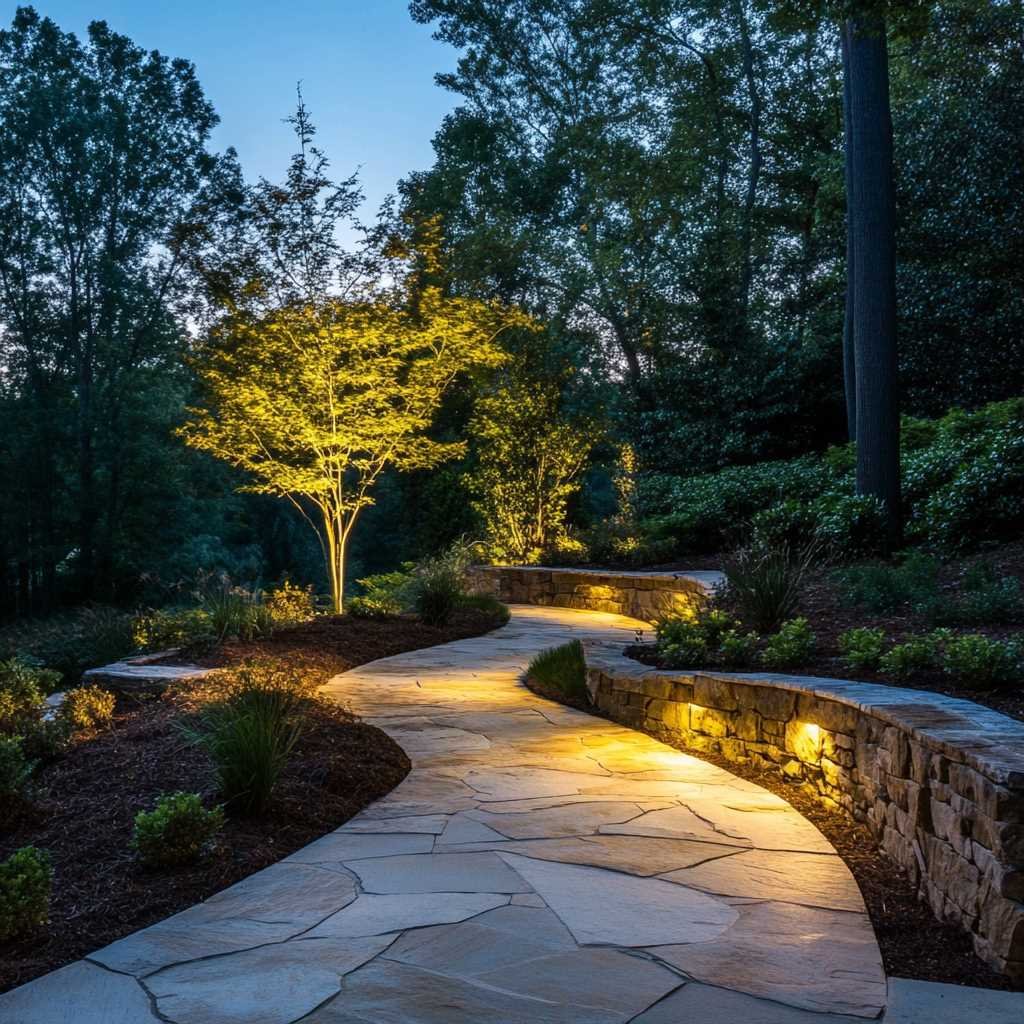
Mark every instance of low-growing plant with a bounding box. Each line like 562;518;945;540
835;552;940;614
718;629;760;667
411;541;476;627
656;619;709;669
18;718;71;762
59;685;116;731
0;735;35;808
720;540;817;632
131;792;225;868
264;580;316;628
350;567;415;618
0;658;56;734
838;627;887;672
181;662;311;815
760;618;816;670
941;634;1024;689
879;635;940;679
132;607;215;652
526;640;588;702
0;846;52;941
457;593;511;625
924;565;1023;626
199;576;274;642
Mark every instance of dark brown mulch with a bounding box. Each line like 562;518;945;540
0;607;507;994
634;539;1024;722
520;676;1019;990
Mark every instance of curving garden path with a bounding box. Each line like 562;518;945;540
0;605;888;1024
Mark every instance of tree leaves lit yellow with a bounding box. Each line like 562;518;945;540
182;274;530;612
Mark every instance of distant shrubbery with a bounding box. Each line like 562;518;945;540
587;398;1024;564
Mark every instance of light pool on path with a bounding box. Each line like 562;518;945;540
1;605;894;1023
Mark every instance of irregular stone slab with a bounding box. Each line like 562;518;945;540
94;863;358;976
384;904;576;975
285;831;435;864
631;981;866;1023
147;934;393;1024
305;892;509;939
339;814;449;834
885;977;1024;1022
646;900;886;1019
464;766;612;801
439;835;743;876
83;661;213;695
498;853;737;946
0;961;160;1023
438;814;508;844
663;848;865;912
305;959;623;1024
383;721;493;756
467;800;649;839
347;852;534;894
474;949;683;1014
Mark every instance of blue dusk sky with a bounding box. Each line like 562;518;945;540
18;1;460;214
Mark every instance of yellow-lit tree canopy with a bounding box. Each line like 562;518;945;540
182;283;528;611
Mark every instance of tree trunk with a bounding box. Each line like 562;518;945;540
841;23;857;442
846;15;901;543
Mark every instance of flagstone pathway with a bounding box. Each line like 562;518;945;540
1;605;894;1023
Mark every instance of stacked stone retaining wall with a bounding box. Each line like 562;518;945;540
585;649;1024;979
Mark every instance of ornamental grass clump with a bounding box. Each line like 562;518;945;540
720;540;817;633
181;662;312;815
132;792;225;868
526;640;588;703
0;846;51;941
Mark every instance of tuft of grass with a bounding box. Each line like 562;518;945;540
526;640;588;703
720;540;817;632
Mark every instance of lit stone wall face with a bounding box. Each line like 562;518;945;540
467;566;716;621
585;651;1024;981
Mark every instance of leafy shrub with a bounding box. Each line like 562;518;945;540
264;580;316;628
199;576;274;641
133;607;215;652
182;662;311;815
941;634;1024;689
0;736;35;808
835;552;940;614
350;568;415;617
132;792;225;868
720;541;816;632
59;685;116;731
411;540;476;627
0;658;52;734
838;627;887;672
656;619;709;669
760;618;816;671
879;636;940;679
526;640;588;702
0;846;52;941
18;719;71;763
719;629;760;667
925;565;1023;626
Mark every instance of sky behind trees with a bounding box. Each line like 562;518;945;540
28;0;457;216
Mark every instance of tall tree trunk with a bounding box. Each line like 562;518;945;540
846;15;901;542
841;23;857;441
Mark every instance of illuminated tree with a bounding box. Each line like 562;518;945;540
182;280;525;612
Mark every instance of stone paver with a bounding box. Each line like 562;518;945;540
1;605;904;1022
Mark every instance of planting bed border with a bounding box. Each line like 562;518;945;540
585;648;1024;980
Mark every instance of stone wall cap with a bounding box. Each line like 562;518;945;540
476;565;724;590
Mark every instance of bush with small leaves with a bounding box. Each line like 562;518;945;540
656;618;709;669
264;580;316;628
0;846;51;941
838;627;887;672
719;629;760;667
18;719;71;763
132;607;215;652
879;635;941;679
941;634;1024;689
59;685;116;731
760;618;815;671
350;568;415;617
132;792;225;868
835;553;940;614
0;735;35;808
0;658;56;735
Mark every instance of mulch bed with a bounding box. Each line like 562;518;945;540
636;539;1024;722
0;606;506;994
520;676;1019;991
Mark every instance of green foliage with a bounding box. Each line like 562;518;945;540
879;635;941;679
132;792;225;868
654;607;757;669
0;846;52;941
18;719;71;763
349;568;415;618
0;658;51;734
719;629;760;668
838;627;887;672
199;577;274;642
411;539;476;627
835;553;940;613
456;593;511;625
941;634;1024;690
181;662;311;815
0;735;35;808
760;618;816;671
924;565;1023;626
720;542;815;632
526;641;588;702
264;581;316;628
133;607;216;652
60;685;116;732
656;620;709;669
